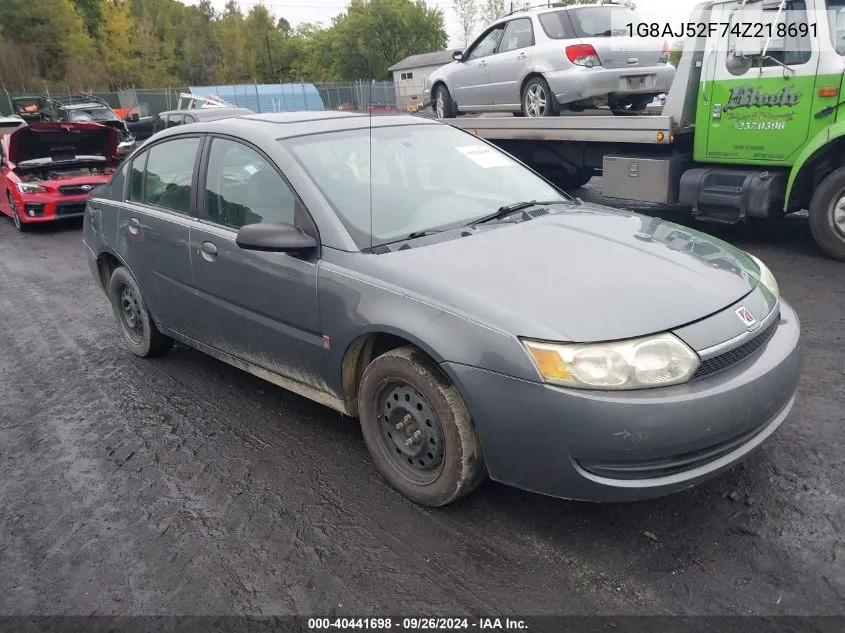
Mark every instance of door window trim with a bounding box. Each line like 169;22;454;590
196;133;321;242
123;133;205;218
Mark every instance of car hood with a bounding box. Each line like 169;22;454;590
8;122;118;164
365;206;761;342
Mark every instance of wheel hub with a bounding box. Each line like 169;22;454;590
119;285;143;340
380;385;444;471
525;85;547;117
833;195;845;238
436;92;445;118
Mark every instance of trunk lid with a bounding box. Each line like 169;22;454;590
7;122;118;165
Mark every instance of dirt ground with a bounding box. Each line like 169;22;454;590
0;181;842;617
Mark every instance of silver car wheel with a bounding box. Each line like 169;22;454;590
832;194;845;239
525;84;548;117
436;90;445;119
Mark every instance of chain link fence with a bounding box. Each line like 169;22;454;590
0;81;429;119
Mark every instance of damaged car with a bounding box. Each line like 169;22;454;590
0;120;119;231
12;94;137;159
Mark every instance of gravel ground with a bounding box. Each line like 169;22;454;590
0;182;843;618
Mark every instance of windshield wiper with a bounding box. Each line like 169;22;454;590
405;229;441;239
464;199;571;227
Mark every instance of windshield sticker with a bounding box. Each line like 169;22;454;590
455;145;515;168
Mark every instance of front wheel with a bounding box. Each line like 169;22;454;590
521;77;559;117
434;85;457;119
7;193;29;232
358;346;487;506
107;266;173;357
808;166;845;261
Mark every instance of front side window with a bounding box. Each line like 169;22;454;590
467;25;505;59
203;137;297;230
284;124;571;249
128;150;148;202
142;137;200;214
500;18;535;52
726;0;812;67
826;0;845;54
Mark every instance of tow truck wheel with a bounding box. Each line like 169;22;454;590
808;166;845;261
7;193;29;232
521;77;559;117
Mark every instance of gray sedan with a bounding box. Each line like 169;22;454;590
82;111;803;507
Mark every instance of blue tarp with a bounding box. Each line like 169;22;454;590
188;84;325;113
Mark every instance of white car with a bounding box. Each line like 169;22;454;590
424;3;675;118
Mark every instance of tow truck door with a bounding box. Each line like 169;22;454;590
696;0;820;164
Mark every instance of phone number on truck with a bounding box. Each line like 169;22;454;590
626;22;817;38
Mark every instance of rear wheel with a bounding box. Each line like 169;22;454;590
107;266;173;357
358;346;487;506
809;166;845;261
521;77;559;117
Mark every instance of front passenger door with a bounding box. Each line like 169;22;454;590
189;136;325;391
490;18;535;107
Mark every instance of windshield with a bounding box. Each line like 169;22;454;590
68;107;119;123
283;124;571;249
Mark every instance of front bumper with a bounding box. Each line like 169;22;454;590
13;194;91;223
546;64;676;105
443;299;803;503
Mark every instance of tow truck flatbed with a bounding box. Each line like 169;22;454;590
447;113;689;145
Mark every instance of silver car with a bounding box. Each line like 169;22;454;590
425;3;675;118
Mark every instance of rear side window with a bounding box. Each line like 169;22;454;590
128;150;147;202
537;10;577;39
143;137;200;215
543;7;638;39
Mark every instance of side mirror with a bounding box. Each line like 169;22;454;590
235;222;317;254
452;50;464;61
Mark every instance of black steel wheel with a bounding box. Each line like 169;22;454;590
107;266;173;357
358;346;486;506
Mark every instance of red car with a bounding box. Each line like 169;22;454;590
0;120;119;231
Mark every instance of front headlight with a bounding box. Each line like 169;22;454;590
16;181;47;194
748;254;779;299
522;332;700;390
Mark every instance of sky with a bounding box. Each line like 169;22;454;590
180;0;705;48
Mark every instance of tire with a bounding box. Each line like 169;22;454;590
434;84;457;119
107;266;173;357
358;346;487;506
7;192;29;232
521;77;559;117
536;166;593;191
808;166;845;261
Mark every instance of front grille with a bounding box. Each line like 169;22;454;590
576;419;770;480
55;202;87;217
690;311;780;381
58;184;97;196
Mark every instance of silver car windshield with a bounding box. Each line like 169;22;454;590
283;124;571;249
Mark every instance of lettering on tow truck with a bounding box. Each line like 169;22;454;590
724;85;802;111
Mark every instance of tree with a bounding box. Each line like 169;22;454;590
669;40;683;67
453;0;479;47
333;0;448;80
479;0;507;26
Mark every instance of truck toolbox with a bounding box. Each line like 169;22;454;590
602;155;692;204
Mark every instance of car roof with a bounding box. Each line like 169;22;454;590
149;110;441;142
498;2;630;19
63;103;110;110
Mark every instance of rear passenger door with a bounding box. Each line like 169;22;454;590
188;135;324;389
489;17;536;107
118;135;201;336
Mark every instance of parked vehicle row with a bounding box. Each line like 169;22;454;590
81;110;802;507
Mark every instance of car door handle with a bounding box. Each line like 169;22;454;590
200;241;217;261
128;217;140;235
517;53;527;60
479;60;487;66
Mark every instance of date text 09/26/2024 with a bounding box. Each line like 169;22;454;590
626;21;818;39
307;618;528;630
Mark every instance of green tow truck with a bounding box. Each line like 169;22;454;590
444;0;845;261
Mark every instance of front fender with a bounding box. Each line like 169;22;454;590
785;120;845;206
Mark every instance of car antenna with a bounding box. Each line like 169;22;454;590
368;78;373;253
